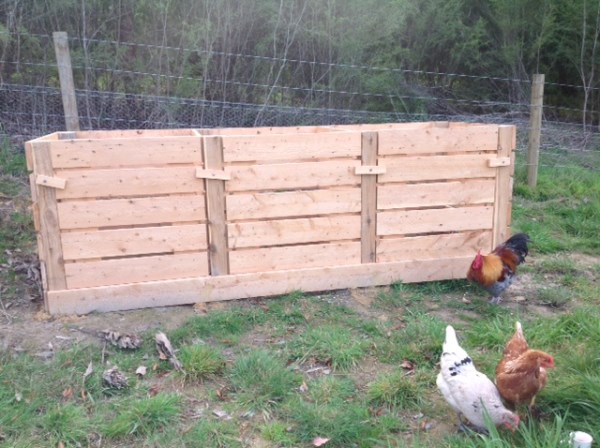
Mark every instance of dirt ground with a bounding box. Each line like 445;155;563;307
1;251;597;357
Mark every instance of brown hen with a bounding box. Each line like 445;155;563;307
495;322;555;411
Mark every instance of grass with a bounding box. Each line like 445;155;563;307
0;139;598;447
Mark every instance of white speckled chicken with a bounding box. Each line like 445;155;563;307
436;325;520;433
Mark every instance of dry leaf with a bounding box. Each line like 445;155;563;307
212;409;232;420
216;385;228;401
80;389;87;401
102;366;128;389
400;359;415;370
148;384;160;396
193;302;208;314
136;366;147;377
14;392;22;402
299;381;309;393
83;361;93;380
57;442;65;448
313;436;330;446
155;332;183;371
62;387;73;400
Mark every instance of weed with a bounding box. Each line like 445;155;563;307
367;368;422;409
39;403;91;446
261;420;298;447
536;286;574;307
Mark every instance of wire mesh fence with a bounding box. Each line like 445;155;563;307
0;32;598;172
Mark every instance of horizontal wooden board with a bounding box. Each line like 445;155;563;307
55;166;204;199
222;132;361;163
226;188;361;221
47;255;473;314
47;136;202;169
378;179;495;210
58;129;197;139
57;195;206;229
378;125;498;155
228;215;361;249
229;241;361;274
65;252;209;289
377;230;492;263
227;160;361;192
377;205;494;236
380;154;497;183
61;224;208;260
199;125;338;136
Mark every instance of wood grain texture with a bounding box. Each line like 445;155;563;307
361;132;378;263
493;125;517;247
47;255;474;314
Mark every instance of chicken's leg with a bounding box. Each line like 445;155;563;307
488;296;503;304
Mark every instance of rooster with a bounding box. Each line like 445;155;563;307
436;325;520;433
495;321;555;412
467;233;530;304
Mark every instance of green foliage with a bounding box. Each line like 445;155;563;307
229;349;300;411
179;344;226;381
287;325;368;370
39;403;90;446
367;369;422;409
182;419;243;448
102;393;181;438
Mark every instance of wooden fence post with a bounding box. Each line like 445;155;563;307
527;74;544;188
203;136;230;275
493;125;517;248
360;132;378;263
52;31;80;132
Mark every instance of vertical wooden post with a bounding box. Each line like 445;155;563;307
493;125;517;248
53;31;80;132
204;136;230;275
31;141;67;310
361;132;378;263
527;74;544;188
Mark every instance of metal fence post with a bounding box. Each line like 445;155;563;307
52;31;80;132
527;74;544;188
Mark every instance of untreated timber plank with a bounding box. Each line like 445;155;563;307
228;215;361;249
49;136;202;168
229;241;361;274
61;224;208;260
57;195;206;229
377;205;494;236
47;255;474;314
377;230;492;263
65;252;209;289
361;131;378;263
204;136;229;275
378;179;496;210
378;124;499;155
55;166;203;199
221;131;360;162
381;153;497;183
227;159;361;192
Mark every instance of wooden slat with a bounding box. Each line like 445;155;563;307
493;125;517;247
200;125;338;136
378;179;496;210
361;132;378;263
49;136;202;168
378;125;499;155
226;188;361;221
61;224;208;260
55;166;203;199
24;142;34;171
60;129;196;139
222;131;360;162
36;174;66;189
57;195;206;229
377;205;494;236
229;242;361;274
204;136;230;275
31;142;67;297
47;255;473;314
381;154;497;183
228;215;361;249
227;160;361;192
65;252;209;289
377;230;492;263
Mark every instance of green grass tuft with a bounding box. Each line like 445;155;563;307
182;418;243;448
179;344;226;381
229;349;300;411
367;369;422;409
39;403;91;446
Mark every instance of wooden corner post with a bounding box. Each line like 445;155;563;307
53;31;80;131
493;125;517;248
31;142;67;309
360;132;378;263
203;136;230;275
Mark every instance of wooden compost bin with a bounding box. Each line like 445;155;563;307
25;122;516;314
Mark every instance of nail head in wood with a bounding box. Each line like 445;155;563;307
355;165;386;175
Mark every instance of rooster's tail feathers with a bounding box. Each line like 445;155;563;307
503;233;530;263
